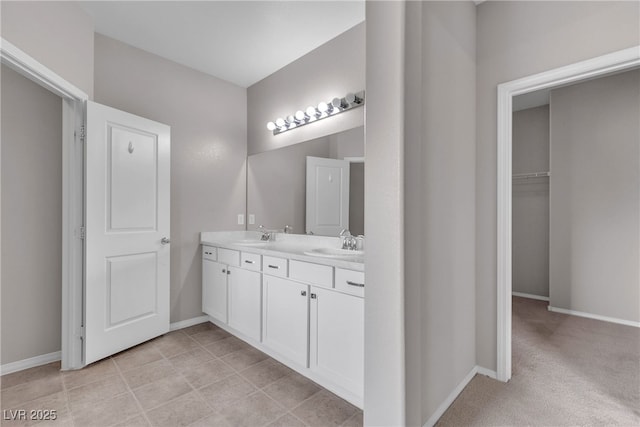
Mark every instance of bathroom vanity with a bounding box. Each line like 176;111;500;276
200;231;364;408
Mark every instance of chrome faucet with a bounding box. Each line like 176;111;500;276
284;225;293;234
258;225;275;241
339;229;357;250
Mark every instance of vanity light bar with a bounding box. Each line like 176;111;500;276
266;90;365;135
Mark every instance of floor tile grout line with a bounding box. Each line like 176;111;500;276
340;410;362;427
286;410;312;427
59;364;76;427
111;353;154;427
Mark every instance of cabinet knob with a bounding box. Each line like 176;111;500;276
222;269;226;273
310;293;317;299
301;290;307;296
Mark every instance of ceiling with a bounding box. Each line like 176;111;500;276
79;1;365;88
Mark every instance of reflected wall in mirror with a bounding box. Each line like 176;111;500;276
247;126;364;236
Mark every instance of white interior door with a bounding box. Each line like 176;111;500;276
306;156;350;236
85;101;170;364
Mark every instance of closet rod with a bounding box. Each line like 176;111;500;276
512;171;550;179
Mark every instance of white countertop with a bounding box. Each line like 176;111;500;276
200;231;364;272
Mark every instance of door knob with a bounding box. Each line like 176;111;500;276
161;237;170;245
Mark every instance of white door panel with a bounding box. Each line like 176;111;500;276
306;156;349;236
85;101;170;364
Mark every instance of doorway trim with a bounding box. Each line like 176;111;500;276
496;45;640;382
1;38;88;370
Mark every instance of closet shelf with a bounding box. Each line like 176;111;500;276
512;171;550;180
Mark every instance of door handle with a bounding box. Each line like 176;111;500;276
161;237;170;245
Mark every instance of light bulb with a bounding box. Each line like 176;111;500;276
275;117;286;127
266;121;276;131
345;93;356;105
286;115;295;125
306;106;318;118
332;97;347;109
295;110;307;122
317;102;329;113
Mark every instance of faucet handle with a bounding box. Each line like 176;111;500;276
339;229;351;237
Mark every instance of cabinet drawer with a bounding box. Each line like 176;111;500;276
202;246;217;261
218;248;240;266
289;260;333;288
263;256;288;277
335;268;365;297
241;252;262;272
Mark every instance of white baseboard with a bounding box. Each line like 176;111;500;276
423;366;478;427
512;292;549;301
547;306;640;328
0;351;61;376
169;315;209;331
2;316;210;376
475;366;498;379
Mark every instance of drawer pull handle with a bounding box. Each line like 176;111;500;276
346;280;365;288
244;260;255;264
301;290;307;296
268;265;279;269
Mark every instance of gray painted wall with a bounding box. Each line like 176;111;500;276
512;105;550;297
476;0;640;371
94;34;247;324
549;70;640;322
247;22;365;156
1;66;63;364
404;2;477;425
1;1;94;98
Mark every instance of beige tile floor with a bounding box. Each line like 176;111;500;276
0;323;363;427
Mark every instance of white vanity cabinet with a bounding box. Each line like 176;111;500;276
201;240;364;408
202;246;228;322
310;286;364;399
228;266;262;341
262;275;309;367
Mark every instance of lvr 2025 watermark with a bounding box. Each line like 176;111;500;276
3;409;57;421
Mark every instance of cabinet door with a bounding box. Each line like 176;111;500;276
203;259;228;323
263;275;309;367
310;287;364;398
228;267;262;341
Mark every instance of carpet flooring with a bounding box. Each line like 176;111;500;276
437;297;640;426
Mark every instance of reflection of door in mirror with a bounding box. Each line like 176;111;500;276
246;126;364;235
306;156;350;236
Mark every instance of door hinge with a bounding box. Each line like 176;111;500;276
79;226;85;240
76;125;85;142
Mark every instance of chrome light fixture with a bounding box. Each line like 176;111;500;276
266;90;365;135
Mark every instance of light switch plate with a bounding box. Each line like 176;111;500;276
237;214;244;225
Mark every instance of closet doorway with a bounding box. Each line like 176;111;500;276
495;46;640;382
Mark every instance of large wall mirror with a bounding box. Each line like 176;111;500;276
247;126;364;236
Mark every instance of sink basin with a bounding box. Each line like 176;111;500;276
304;247;364;258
